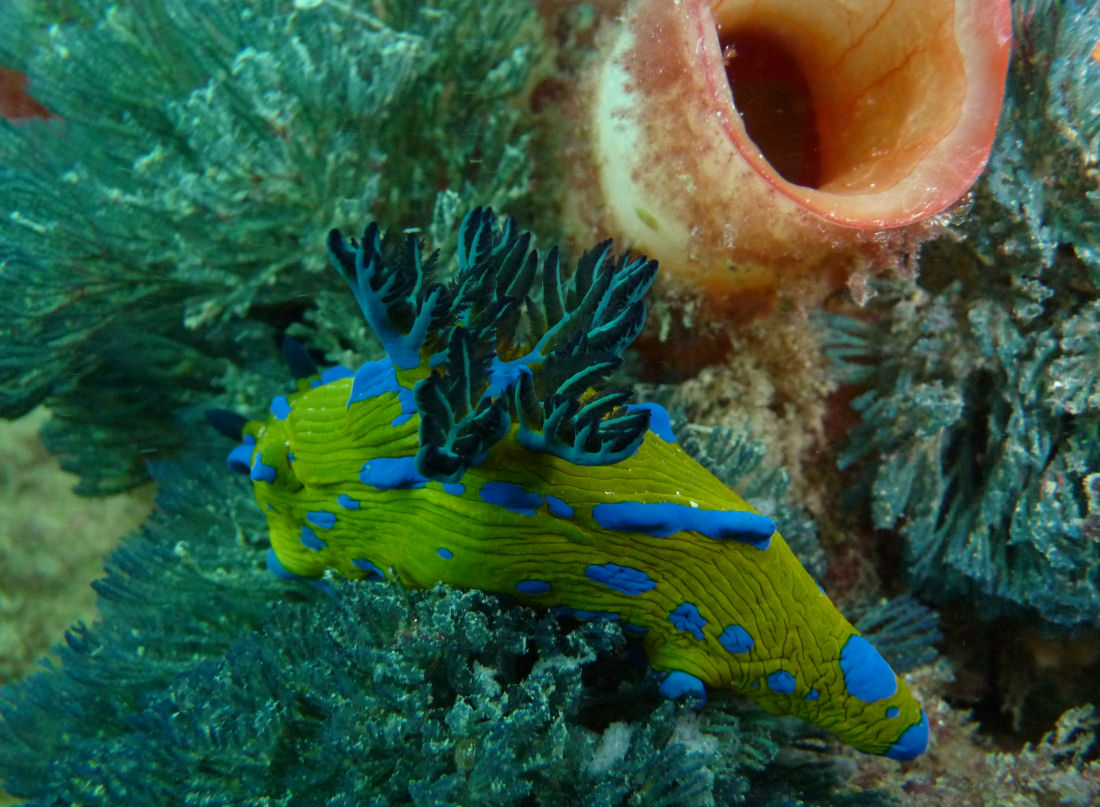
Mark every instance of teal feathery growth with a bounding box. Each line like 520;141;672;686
825;0;1100;627
0;0;541;494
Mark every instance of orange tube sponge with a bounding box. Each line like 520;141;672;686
569;0;1011;319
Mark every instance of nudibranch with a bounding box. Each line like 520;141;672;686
568;0;1011;319
217;208;928;758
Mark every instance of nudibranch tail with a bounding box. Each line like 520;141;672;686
226;207;929;758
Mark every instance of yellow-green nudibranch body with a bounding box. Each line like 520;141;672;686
224;209;928;759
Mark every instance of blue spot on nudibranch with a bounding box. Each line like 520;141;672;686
515;580;552;595
270;395;291;420
839;635;898;703
266;548;333;596
659;671;706;703
351;557;385;581
344;359;419;424
300;525;327;552
227;443;254;475
307;511;337;530
393;385;417;424
442;482;465;496
669;603;707;640
592;501;775;549
886;706;900;719
885;711;930;760
337;494;360;510
347;360;396;404
718;624;755;654
360;457;427;489
626;402;676;443
437;547;454;560
805;688;821;701
250;456;276;483
766;670;796;695
267;548;302;580
545;494;574;518
585;563;657;596
480;481;542;516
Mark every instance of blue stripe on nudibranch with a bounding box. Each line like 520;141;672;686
545;495;574;518
270;395;291;420
591;501;775;548
300;525;327;552
515;580;552;594
250;456;276;483
718;624;754;654
885;712;930;761
839;635;898;703
585;563;657;595
669;602;707;640
336;494;360;510
480;481;542;516
766;670;796;695
307;511;337;529
360;457;427;489
351;557;385;581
